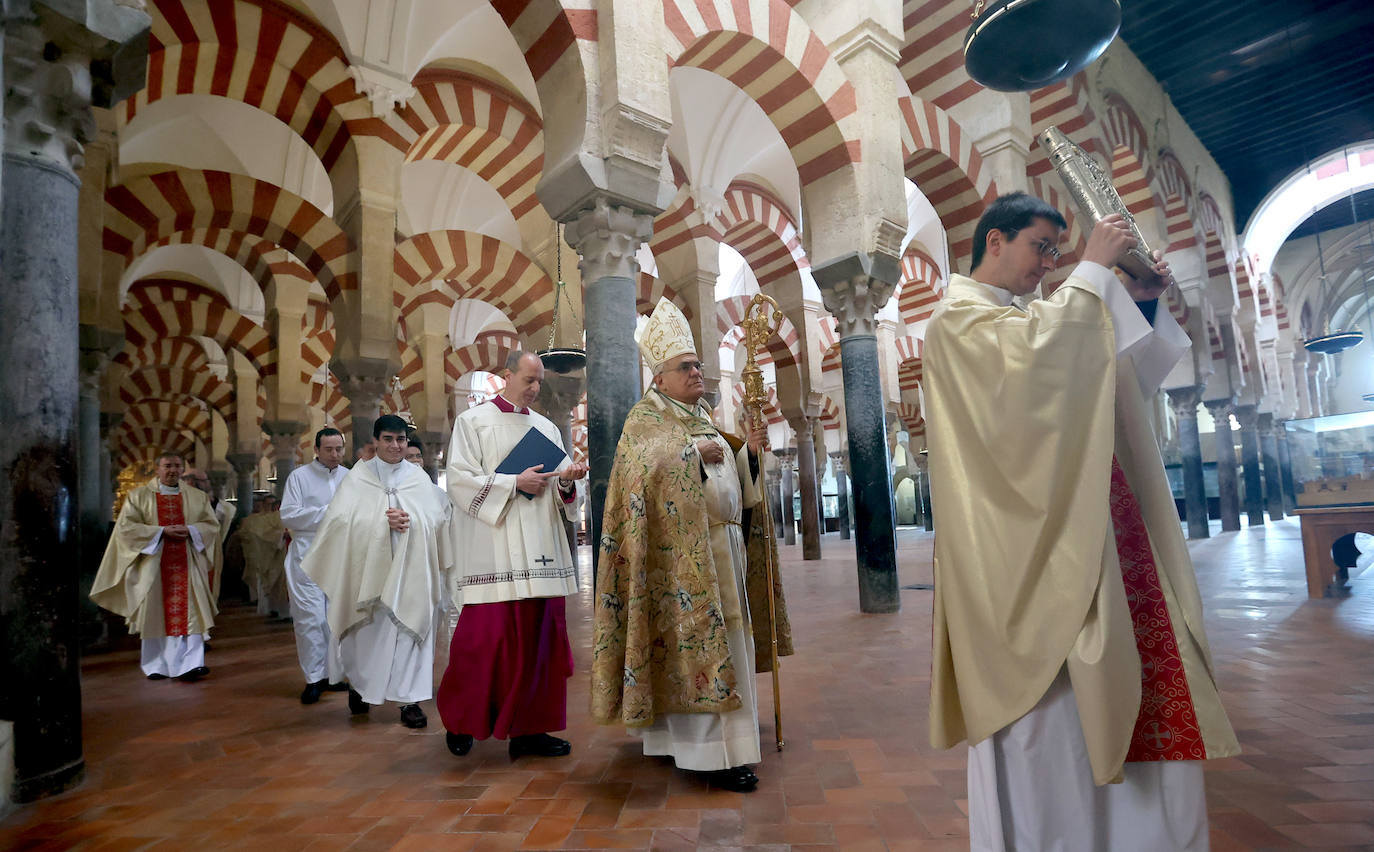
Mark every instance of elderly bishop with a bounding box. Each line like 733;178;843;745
591;298;791;793
91;452;221;681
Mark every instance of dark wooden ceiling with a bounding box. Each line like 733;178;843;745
1118;0;1374;232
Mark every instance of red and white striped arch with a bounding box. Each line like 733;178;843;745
818;315;841;374
104;170;357;300
125;0;369;172
636;271;692;319
896;401;924;437
120;365;237;427
717;182;808;288
393;230;555;335
730;382;785;426
123;279;276;376
1164;194;1199;253
1156;150;1193;206
113;426;198;469
489;0;597;84
310;374;352;435
716;295;802;369
1165;286;1191;329
900;94;999;264
123;399;213;439
1027;74;1108;181
662;0;860;184
447;330;523;383
389;70;544;221
818;395;842;432
130;229;324;302
571;395;587;463
116;336;213;374
900;0;980;110
1029;175;1088;288
898;247;943;327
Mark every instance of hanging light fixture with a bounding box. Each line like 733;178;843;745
962;0;1121;92
1303;224;1364;355
538;222;586;374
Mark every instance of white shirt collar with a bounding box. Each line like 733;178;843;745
976;280;1016;306
157;483;181;495
312;459;342;477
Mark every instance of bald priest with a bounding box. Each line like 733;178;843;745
91;451;221;681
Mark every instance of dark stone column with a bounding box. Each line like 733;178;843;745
791;418;821;559
831;452;851;540
1204;399;1241;532
815;254;901;613
333;364;388;462
779;450;797;546
1234;404;1266;526
766;465;784;539
415;430;448;483
917;452;934;532
812;421;827;532
0;0;148;802
1276;425;1297;512
98;412;121;528
263;420;306;500
564;200;653;573
1168;387;1209;539
226;452;258;516
1258;413;1284;522
537;371;586;552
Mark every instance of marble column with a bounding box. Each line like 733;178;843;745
334;365;389;462
916;452;934;532
415;430;448;483
1234;404;1266;526
779;450;797;546
538;371;586;553
791;418;822;559
208;469;231;506
812;421;827;533
98;412;120;528
815;256;901;613
1276;425;1298;512
1204;399;1241;532
0;0;148;802
263;420;306;500
766;465;785;539
1167;387;1209;539
563;200;654;574
1258;413;1284;522
226;452;258;516
831;452;851;540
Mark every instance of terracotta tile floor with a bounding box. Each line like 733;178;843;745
5;518;1374;850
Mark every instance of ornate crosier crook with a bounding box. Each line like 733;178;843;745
739;292;785;750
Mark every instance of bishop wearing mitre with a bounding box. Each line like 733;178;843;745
303;415;452;729
91;451;221;681
591;298;791;793
923;193;1238;851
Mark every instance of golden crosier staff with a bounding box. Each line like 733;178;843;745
739;292;784;751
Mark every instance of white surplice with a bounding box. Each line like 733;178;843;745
965;266;1205;852
635;399;763;771
444;398;579;605
279;459;347;683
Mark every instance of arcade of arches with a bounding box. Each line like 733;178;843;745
3;0;1372;836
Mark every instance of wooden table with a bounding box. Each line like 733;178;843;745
1292;504;1374;597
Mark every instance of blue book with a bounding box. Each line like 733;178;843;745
495;428;568;499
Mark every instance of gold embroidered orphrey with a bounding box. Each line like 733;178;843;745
740;292;785;751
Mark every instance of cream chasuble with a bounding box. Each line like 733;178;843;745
239;511;289;616
303;457;451;704
444;399;579;605
925;265;1238;790
91;480;220;640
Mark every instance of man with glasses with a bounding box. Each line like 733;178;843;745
922;192;1237;850
591;298;781;793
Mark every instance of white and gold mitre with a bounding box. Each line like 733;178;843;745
637;297;697;374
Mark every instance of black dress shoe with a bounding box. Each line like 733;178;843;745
300;679;327;705
446;732;474;756
176;666;209;683
347;688;369;715
508;733;571;758
399;703;427;729
706;766;759;793
325;681;350;692
146;673;168;680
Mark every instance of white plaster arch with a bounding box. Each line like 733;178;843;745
119;94;333;215
449;298;518;348
1243;141;1374;279
900;177;950;284
120;245;267;323
398;160;524;245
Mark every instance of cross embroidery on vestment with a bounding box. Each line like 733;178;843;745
534;555;553;566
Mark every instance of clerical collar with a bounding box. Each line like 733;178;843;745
654;387;706;418
312;459;341;476
492;394;528;415
157;483;181;495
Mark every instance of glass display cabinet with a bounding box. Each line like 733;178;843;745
1286;411;1374;507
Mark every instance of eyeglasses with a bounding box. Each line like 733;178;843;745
673;360;703;374
1028;237;1062;262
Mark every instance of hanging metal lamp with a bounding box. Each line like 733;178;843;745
538;223;586;374
1304;226;1363;355
963;0;1121;92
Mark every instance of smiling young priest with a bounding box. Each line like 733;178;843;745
436;350;587;760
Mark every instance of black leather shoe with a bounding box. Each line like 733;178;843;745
347;688;369;715
176;666;209;683
146;673;168;680
706;766;759;792
508;733;571;758
325;681;350;692
300;679;327;705
399;704;427;729
446;732;474;756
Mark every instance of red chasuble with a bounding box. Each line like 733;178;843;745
156;493;192;637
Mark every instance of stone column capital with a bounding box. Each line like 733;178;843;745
225;452;259;475
262;419;308;440
332;361;391;402
1203;397;1235;418
563;198;655;282
1166;385;1204;418
812;253;901;338
1233;403;1260;429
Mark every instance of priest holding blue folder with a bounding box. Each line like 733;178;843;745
437;350;586;759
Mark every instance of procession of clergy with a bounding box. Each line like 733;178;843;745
90;192;1237;848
